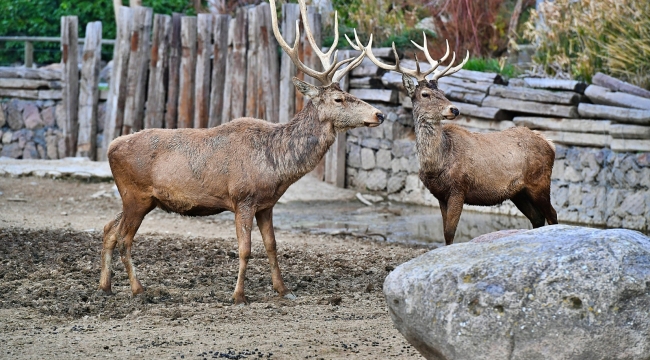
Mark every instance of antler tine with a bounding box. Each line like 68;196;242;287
298;0;338;69
345;30;396;71
411;34;450;73
431;50;469;80
331;48;366;83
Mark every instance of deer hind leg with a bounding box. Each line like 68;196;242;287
511;192;545;228
442;194;464;246
233;206;255;305
117;202;154;296
256;207;294;300
99;212;122;294
527;187;558;226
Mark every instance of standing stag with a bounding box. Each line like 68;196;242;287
99;1;384;305
349;32;557;245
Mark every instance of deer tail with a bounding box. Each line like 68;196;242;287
532;130;555;153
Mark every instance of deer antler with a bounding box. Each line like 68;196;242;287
347;30;469;82
269;0;366;85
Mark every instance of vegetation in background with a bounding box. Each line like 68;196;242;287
524;0;650;88
0;0;196;66
464;57;520;79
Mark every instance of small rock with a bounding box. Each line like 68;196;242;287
41;106;56;127
6;100;23;130
328;296;342;306
23;104;44;130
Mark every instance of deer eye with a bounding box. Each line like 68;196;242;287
334;98;343;103
422;92;430;98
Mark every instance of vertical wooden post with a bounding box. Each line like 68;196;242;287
208;14;230;128
144;14;171;129
258;3;280;123
303;8;324;180
61;16;79;157
123;6;153;135
24;41;34;68
178;16;197;128
76;21;102;160
103;6;133;159
325;50;349;187
245;6;259;118
221;8;247;122
165;13;182;129
279;3;299;123
194;13;213;128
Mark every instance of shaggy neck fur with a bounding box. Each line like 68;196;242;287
413;107;447;176
265;101;336;181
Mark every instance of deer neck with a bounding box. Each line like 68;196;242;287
272;101;336;180
414;112;446;174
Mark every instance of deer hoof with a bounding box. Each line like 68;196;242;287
96;288;113;296
283;293;297;301
233;296;249;306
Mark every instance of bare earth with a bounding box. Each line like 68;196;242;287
0;176;427;359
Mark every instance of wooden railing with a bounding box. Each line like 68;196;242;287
0;36;116;68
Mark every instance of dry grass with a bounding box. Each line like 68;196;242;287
524;0;650;88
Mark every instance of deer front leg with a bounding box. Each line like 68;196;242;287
99;213;121;294
233;207;254;305
255;207;295;300
442;194;464;246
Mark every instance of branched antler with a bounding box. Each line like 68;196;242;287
269;0;366;85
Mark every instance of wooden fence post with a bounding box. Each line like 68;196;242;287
208;14;230;128
123;6;153;135
76;21;102;160
258;3;280;123
194;13;213;128
279;3;299;123
325;50;349;187
222;8;247;122
144;14;171;129
103;6;133;159
61;16;79;157
302;7;324;180
178;16;197;128
245;6;259;119
164;13;182;129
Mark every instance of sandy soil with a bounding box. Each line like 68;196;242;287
0;176;427;359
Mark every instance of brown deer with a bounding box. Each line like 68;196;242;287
349;32;557;245
99;0;384;305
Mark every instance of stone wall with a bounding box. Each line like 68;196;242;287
0;99;106;160
345;103;650;233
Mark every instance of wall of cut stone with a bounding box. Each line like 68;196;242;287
345;103;650;233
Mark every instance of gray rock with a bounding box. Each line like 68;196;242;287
360;148;375;170
387;172;407;194
363;168;387;191
383;120;394;141
636;153;650;167
41;106;56;127
622;215;646;231
563;165;582;182
36;143;46;159
551;160;565;180
565;147;582;170
348;144;361;168
55;104;66;131
1;130;12;145
46;134;59;160
554;144;567;159
361;137;381;150
392;139;415;158
406;155;420;174
23;103;43;130
6;100;23;130
619;192;646;216
384;225;650;360
391;157;403;173
22;141;39;159
1;143;22;158
376;149;392;170
0;103;5;128
368;124;384;139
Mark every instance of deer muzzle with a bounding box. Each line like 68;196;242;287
442;105;459;120
364;112;384;127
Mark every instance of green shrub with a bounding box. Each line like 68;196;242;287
464;57;521;78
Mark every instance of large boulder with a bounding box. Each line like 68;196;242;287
384;225;650;360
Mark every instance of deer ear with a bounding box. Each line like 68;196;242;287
292;77;320;98
402;74;416;97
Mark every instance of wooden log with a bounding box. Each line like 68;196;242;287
541;131;612;147
76;21;102;160
164;13;182;129
194;13;212;128
178;16;197;128
38;90;62;100
482;96;579;118
489;84;580;105
144;14;171;129
258;2;280;123
0;88;38;99
349;89;398;103
444;116;515;131
451;101;511;120
0;67;61;80
208;14;230;128
245;6;259;119
609;124;650;139
222;8;247;122
513;117;610;134
584;85;650;110
104;6;133;158
279;3;299;123
578;103;650;125
61;15;79;157
123;6;153;135
610;139;650;152
522;78;587;93
592;72;650;100
0;78;60;89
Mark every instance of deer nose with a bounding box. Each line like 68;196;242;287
451;107;459;116
376;113;384;124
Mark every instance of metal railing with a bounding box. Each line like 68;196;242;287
0;36;116;67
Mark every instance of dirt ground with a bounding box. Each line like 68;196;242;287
0;176;429;359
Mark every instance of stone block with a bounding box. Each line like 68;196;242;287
348;144;361;168
387;172;407;194
551;160;565;180
565;147;582;170
23;103;43;130
6;100;23;130
368;124;384;139
405;174;421;192
2;130;12;144
360;148;375;170
563;165;582;182
379;139;392;150
391;158;403;173
41;106;56;127
46;134;58;159
361;138;381;150
641;168;650;187
619;192;646;216
376;149;392;170
1;143;22;158
363;168;388;191
22;141;38;159
606;215;622;228
406;155;420;174
625;169;639;188
621;215;646;231
392;139;415;158
0;103;5;128
636;153;650;167
554;144;567;159
568;184;582;207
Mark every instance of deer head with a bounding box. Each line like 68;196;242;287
348;31;468;123
269;0;384;130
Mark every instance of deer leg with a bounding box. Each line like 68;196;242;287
256;207;294;300
511;192;545;228
233;207;254;305
527;188;559;226
116;200;154;296
443;194;464;246
99;212;122;294
438;200;449;242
